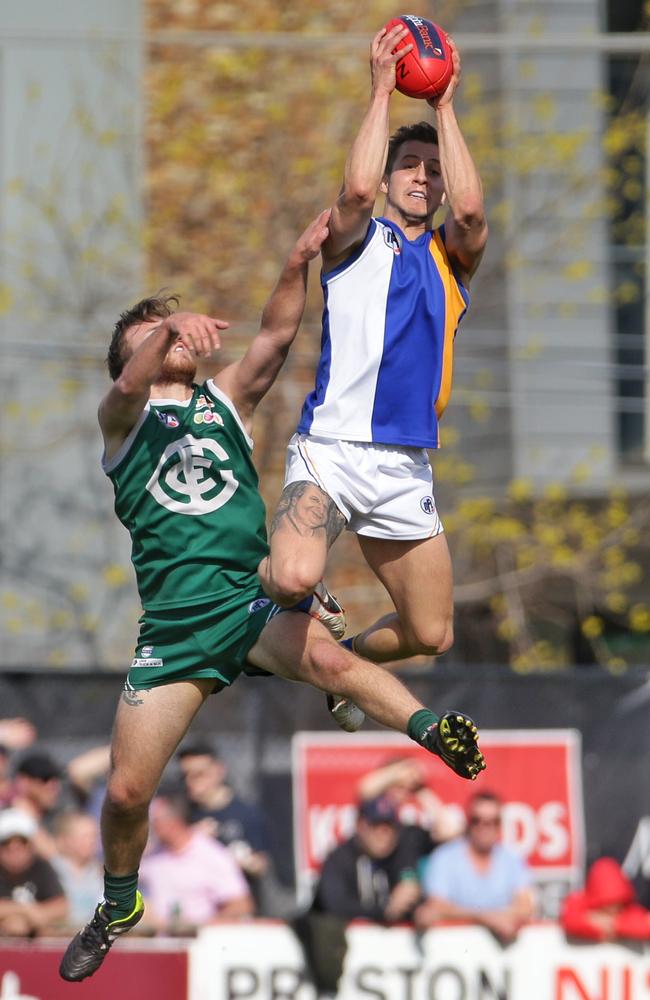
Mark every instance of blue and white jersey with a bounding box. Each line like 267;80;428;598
297;217;469;449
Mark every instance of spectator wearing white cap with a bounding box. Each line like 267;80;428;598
0;808;68;935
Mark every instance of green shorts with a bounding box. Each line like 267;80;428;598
125;589;282;692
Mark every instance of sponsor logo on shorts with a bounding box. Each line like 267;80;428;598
249;597;272;614
141;646;154;657
420;496;436;515
130;657;164;668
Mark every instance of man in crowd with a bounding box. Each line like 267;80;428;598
0;808;68;935
11;751;64;859
415;791;534;944
178;743;272;911
311;794;423;924
52;812;104;928
295;794;423;996
139;793;253;933
357;754;463;850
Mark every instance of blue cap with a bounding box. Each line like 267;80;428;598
358;795;399;825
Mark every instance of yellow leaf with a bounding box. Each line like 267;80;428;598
102;565;130;588
563;260;592;281
543;484;567;503
508;479;533;503
605;593;627;614
68;583;88;603
581;616;603;639
629;605;650;632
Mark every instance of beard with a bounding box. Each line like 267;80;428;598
386;191;433;227
157;349;197;388
401;206;430;224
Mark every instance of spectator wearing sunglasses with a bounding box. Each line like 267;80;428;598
415;790;534;944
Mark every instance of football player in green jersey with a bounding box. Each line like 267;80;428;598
60;209;484;982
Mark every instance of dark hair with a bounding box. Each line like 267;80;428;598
358;795;399;826
467;790;502;813
177;742;219;762
386;121;439;175
106;293;180;381
16;751;62;782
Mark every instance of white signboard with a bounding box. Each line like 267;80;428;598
190;923;650;1000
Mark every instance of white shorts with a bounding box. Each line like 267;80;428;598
284;433;443;540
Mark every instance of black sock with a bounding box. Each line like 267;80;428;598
103;869;139;919
407;708;440;743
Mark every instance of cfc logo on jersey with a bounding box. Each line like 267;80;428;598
146;435;240;515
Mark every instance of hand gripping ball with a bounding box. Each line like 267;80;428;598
385;14;453;100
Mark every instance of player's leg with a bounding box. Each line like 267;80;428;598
249;611;421;730
101;678;214;876
60;677;214;982
352;533;454;662
258;480;346;606
247;612;484;782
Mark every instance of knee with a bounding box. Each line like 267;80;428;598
105;773;151;817
308;637;354;689
404;620;454;657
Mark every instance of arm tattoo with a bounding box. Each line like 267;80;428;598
271;480;346;547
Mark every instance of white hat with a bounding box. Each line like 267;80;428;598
0;808;37;842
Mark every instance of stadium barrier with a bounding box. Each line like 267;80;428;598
2;922;649;999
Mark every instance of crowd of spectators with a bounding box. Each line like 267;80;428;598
1;713;649;998
0;718;274;937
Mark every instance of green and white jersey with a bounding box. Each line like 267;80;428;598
102;380;269;611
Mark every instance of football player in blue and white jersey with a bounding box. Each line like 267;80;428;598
258;23;487;730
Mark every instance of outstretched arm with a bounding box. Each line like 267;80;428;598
214;209;330;431
323;24;412;269
427;38;487;284
99;312;226;458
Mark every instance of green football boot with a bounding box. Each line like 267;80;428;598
421;711;486;780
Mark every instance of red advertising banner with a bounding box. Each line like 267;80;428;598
292;729;584;896
0;941;188;1000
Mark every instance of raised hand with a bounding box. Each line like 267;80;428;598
163;312;229;358
370;24;413;97
427;35;461;109
293;208;332;263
